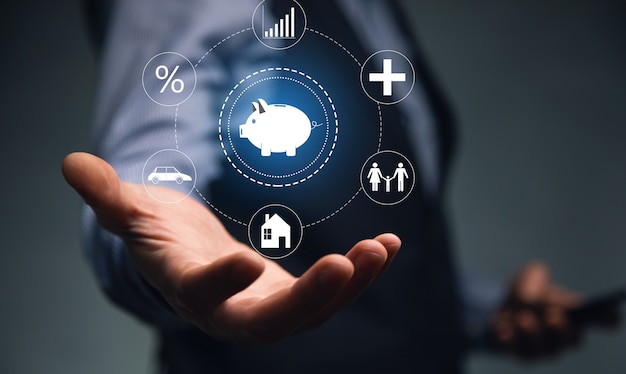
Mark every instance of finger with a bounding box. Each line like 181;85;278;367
173;251;265;316
545;305;568;331
515;308;541;336
515;305;584;359
512;308;552;360
491;309;546;359
492;310;516;346
511;261;550;305
301;238;391;330
543;305;584;351
545;285;583;309
62;152;136;233
491;309;544;359
219;254;354;343
373;233;401;275
346;240;387;282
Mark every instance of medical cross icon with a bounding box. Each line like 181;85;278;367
368;59;406;96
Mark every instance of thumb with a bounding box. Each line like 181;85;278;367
62;152;136;233
511;261;550;304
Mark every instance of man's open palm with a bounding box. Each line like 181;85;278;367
62;152;401;343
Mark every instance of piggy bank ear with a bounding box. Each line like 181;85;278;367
257;98;268;113
252;102;259;113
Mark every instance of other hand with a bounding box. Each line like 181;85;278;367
489;261;619;359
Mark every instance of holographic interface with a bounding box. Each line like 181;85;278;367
139;0;417;258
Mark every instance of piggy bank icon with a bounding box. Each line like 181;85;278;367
239;98;312;157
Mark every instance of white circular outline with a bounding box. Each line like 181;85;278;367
248;204;304;259
142;52;197;107
226;77;329;178
218;67;338;188
142;149;198;203
174;28;383;227
360;150;416;206
360;50;415;105
251;0;307;51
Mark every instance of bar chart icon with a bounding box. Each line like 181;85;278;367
252;0;307;50
262;6;296;39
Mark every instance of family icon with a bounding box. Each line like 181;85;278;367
366;162;409;193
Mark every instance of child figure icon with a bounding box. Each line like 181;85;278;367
361;151;415;205
382;175;392;192
366;162;409;193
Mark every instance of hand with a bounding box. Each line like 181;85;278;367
62;152;401;343
489;261;619;359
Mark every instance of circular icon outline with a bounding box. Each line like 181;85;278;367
142;149;198;203
142;52;197;107
226;76;330;179
251;0;307;50
360;50;415;105
360;150;415;206
248;204;304;259
171;28;385;228
218;67;338;188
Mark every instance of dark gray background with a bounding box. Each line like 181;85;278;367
1;0;624;373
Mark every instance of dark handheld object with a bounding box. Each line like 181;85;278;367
568;288;626;322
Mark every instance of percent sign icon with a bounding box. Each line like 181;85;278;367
155;65;184;94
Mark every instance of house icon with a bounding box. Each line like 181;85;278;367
260;213;291;249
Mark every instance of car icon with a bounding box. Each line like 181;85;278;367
147;167;192;184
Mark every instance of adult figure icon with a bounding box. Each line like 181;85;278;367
393;162;409;192
367;162;383;191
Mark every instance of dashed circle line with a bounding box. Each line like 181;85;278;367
183;27;382;227
376;105;383;151
306;28;361;67
306;28;382;151
194;188;248;226
174;105;180;149
225;76;329;178
217;67;338;188
195;28;251;68
304;189;361;228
